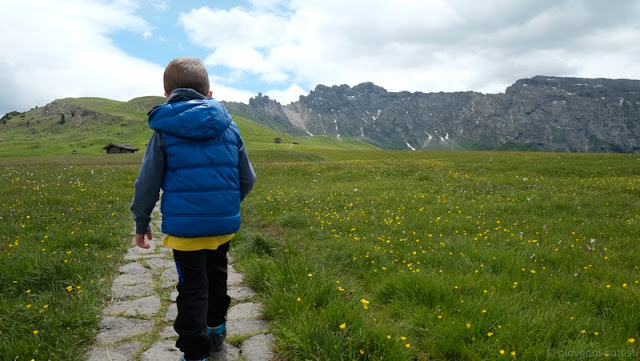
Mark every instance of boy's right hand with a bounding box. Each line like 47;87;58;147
135;231;152;249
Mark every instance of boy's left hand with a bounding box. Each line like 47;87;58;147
135;231;152;249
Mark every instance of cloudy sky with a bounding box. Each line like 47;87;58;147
1;0;640;115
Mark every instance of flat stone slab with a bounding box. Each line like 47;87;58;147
125;242;158;256
111;283;155;300
96;317;154;345
162;280;177;289
140;340;181;361
103;296;162;317
119;262;149;274
159;326;178;339
159;247;173;256
112;272;153;286
228;302;262;320
124;253;167;261
228;268;244;286
242;333;274;361
123;241;169;261
87;341;141;361
227;319;269;338
160;268;178;283
145;258;174;274
147;239;165;246
210;343;241;361
228;286;257;302
170;291;178;302
164;303;178;322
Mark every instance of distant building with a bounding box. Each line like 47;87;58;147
274;137;282;144
102;143;139;154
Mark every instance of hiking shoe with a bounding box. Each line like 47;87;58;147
207;323;226;352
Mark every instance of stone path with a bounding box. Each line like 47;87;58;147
86;206;274;361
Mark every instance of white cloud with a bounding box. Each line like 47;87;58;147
210;79;256;103
178;0;640;102
265;84;306;105
2;0;640;114
107;0;168;12
178;7;289;48
0;0;163;114
248;0;290;11
205;46;271;73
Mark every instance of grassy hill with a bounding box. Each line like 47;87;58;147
0;97;378;159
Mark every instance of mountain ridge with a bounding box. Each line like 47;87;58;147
3;75;639;156
223;75;640;153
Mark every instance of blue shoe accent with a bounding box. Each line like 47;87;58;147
207;322;226;352
207;323;225;335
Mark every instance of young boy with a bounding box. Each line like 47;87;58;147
131;57;256;361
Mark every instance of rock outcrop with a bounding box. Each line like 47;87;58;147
223;76;640;153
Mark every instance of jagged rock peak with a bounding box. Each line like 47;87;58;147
249;92;283;107
311;82;388;95
506;75;640;95
352;82;387;94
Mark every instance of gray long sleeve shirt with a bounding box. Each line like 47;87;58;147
130;131;256;235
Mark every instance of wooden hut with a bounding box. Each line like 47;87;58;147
102;143;139;154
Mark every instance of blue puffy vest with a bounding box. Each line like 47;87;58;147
148;93;242;237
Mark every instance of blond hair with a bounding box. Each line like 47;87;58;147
163;57;210;96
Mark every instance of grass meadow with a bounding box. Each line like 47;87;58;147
234;151;640;360
1;150;639;360
0;156;141;360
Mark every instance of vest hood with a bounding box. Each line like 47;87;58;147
148;88;232;140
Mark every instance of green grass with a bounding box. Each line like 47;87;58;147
1;147;639;360
231;150;640;360
0;158;140;360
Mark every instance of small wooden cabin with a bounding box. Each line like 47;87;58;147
102;143;139;154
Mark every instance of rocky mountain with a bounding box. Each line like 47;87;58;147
223;76;640;153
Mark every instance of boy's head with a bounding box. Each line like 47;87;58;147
163;57;211;97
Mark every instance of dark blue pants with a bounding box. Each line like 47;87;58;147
173;242;231;359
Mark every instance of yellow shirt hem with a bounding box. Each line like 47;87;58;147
163;234;235;251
